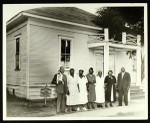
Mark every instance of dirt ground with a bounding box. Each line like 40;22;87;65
6;94;57;117
52;99;147;119
6;93;147;119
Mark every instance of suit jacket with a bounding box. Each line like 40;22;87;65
117;72;131;90
51;73;68;94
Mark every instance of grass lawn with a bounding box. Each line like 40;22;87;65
7;93;57;117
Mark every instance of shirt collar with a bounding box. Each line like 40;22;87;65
58;72;63;76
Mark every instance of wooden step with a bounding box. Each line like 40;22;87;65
130;89;144;93
130;85;145;100
130;92;145;96
130;92;145;100
130;86;140;89
130;95;145;99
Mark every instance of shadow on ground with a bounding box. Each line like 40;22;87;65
6;91;57;117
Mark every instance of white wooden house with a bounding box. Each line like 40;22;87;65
6;7;142;100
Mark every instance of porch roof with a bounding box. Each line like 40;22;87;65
87;39;140;50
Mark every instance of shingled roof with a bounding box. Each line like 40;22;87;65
23;7;99;28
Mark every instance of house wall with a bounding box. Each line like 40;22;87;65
141;45;145;82
28;18;98;99
72;33;95;75
115;51;136;84
6;21;28;98
93;49;135;84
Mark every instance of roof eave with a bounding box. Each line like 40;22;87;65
6;12;23;26
7;12;103;31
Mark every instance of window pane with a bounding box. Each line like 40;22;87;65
16;38;20;55
66;55;70;62
61;39;71;54
15;55;19;70
15;38;20;70
60;38;71;69
61;55;65;62
66;40;70;53
61;39;66;54
61;55;70;62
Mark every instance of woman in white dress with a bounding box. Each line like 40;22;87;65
77;69;88;111
66;68;79;112
95;71;105;108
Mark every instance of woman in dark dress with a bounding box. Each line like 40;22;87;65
104;70;116;107
86;67;96;109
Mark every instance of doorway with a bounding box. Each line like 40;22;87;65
94;50;104;76
109;53;115;75
94;50;116;77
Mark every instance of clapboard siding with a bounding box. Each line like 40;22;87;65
28;95;56;100
29;25;62;85
28;86;57;100
6;22;28;98
15;86;27;97
6;18;99;99
7;86;27;98
29;21;99;86
72;33;93;73
29;17;99;36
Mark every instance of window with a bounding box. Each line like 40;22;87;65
15;37;20;71
59;36;73;69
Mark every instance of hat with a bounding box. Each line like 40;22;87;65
79;69;84;72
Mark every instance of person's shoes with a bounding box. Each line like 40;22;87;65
77;107;80;111
92;106;95;109
72;109;77;111
67;107;71;112
61;111;66;113
57;111;61;114
105;104;108;107
110;104;113;107
83;107;87;111
68;109;72;112
97;105;100;108
100;104;103;108
125;104;128;106
87;106;91;109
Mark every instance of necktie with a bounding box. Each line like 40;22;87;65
122;73;124;79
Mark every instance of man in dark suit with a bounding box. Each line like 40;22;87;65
117;67;131;106
51;66;68;113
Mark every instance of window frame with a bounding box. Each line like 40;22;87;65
58;36;73;71
14;35;21;71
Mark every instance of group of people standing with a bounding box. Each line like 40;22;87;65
51;66;131;114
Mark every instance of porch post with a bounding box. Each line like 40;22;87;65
122;32;126;44
103;43;109;77
104;28;109;41
136;47;141;86
137;35;141;46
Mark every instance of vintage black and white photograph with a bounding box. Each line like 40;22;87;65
3;3;148;120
